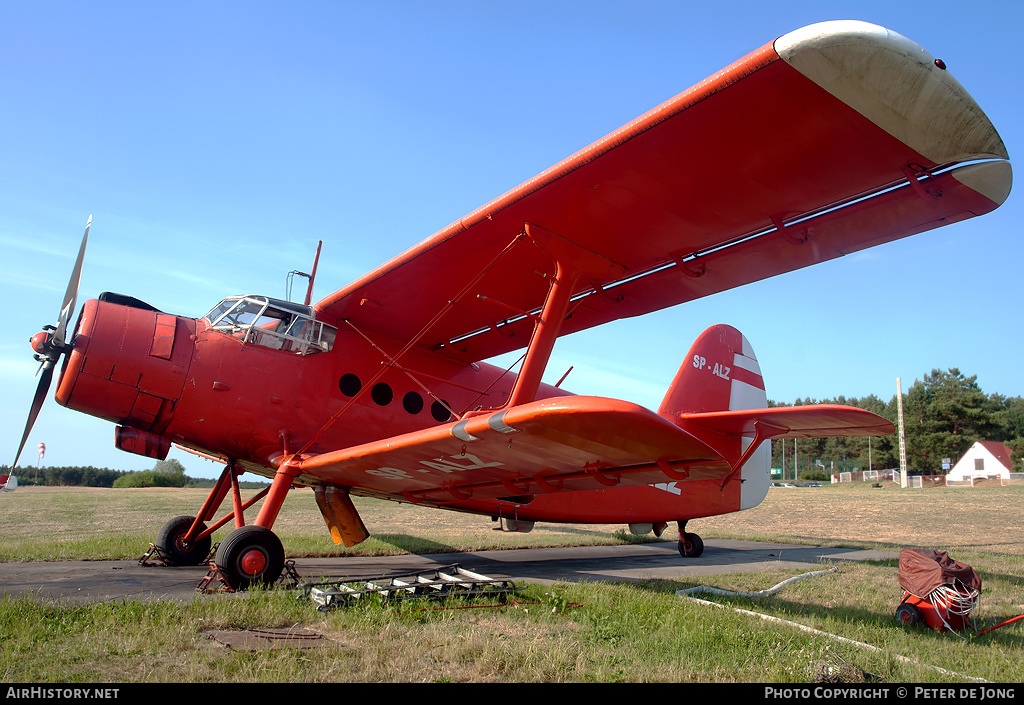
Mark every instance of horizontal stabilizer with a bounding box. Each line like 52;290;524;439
678;404;895;440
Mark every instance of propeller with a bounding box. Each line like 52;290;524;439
12;216;91;468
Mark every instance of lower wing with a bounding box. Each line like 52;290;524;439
291;397;891;504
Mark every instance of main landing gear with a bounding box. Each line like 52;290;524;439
215;525;286;591
154;516;285;589
155;515;212;566
677;520;704;558
153;461;296;590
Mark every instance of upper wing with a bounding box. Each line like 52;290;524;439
314;21;1010;364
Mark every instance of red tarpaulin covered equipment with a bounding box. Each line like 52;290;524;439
896;549;982;633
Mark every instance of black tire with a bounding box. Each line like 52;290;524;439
896;603;923;627
678;532;704;558
156;515;212;566
215;525;285;590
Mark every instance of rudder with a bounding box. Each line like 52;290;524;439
658;324;771;510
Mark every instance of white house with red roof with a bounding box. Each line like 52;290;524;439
947;441;1015;482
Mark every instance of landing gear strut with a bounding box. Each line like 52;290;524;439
152;460;295;590
677;520;704;558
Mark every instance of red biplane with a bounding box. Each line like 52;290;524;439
13;21;1011;589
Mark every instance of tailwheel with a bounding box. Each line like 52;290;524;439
156;515;212;566
678;532;704;558
215;525;285;591
676;521;704;558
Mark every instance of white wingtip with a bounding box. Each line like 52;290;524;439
775;20;1009;164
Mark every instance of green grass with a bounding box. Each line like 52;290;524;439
2;574;1019;683
1;484;1022;682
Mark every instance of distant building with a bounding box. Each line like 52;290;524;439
947;441;1014;482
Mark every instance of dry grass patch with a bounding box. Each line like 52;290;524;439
0;486;650;562
2;483;1020;565
697;483;1024;556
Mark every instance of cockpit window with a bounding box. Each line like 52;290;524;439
204;295;337;354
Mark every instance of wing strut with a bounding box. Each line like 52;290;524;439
720;420;785;489
342;318;459;419
294;231;530;459
505;223;625;408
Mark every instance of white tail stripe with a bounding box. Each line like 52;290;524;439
729;378;767;412
732;352;762;376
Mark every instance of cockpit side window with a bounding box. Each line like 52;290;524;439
205;298;242;327
205;296;337;354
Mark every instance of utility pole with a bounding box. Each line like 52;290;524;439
897;377;908;488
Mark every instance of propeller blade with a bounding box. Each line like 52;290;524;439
14;216;91;467
53;215;91;346
13;360;55;468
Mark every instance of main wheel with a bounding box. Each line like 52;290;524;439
215;525;285;590
155;515;212;566
896;603;923;627
678;532;704;558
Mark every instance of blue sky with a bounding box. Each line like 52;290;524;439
2;1;1020;479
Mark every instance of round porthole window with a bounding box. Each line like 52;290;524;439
431;400;452;422
372;382;393;406
403;391;424;414
338;373;361;397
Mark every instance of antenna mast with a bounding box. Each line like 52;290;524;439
304;241;322;306
285;241;324;304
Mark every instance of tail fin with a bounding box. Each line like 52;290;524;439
659;324;771;509
656;324;895;511
658;324;766;419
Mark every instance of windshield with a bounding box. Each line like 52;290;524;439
204;295;336;354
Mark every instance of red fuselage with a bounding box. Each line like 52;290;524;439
56;296;570;469
51;295;750;526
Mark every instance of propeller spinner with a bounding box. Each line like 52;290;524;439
13;216;91;468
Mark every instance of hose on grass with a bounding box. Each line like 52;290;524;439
676;566;839;598
676;566;987;682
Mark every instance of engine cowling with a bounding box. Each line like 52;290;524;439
55;297;195;438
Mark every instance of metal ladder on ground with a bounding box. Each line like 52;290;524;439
299;564;522;611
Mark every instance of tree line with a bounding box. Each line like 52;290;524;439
1;459;193;488
770;368;1024;479
1;459;267;489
